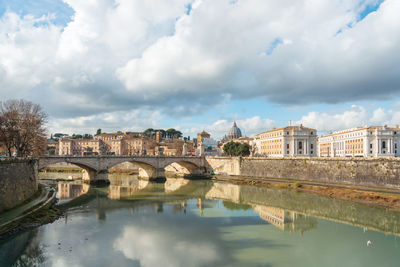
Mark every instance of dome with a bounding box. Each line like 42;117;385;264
227;121;242;140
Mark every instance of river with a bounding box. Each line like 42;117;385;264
1;173;400;266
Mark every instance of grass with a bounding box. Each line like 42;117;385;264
293;182;303;188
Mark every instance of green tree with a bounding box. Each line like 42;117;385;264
96;128;102;135
166;128;182;138
143;128;154;136
223;141;250;157
71;134;83;139
237;143;250;156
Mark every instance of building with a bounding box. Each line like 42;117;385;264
221;122;243;142
46;138;59;155
318;125;400;157
253;125;317;157
197;131;211;148
58;130;194;157
58;138;102;156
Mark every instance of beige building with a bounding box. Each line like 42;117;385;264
58;138;102;156
318;125;400;157
253;125;317;157
196;131;211;148
58;131;193;156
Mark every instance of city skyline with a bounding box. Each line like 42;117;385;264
1;0;400;139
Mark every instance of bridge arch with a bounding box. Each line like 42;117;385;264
38;158;99;182
107;160;161;180
164;161;205;178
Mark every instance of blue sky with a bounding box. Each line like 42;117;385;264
1;0;399;138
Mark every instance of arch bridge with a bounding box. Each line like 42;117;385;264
38;156;208;183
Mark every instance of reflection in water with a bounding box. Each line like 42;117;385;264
252;205;317;234
57;182;89;199
4;174;400;266
165;178;190;193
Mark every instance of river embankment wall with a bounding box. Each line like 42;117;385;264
0;159;38;213
206;157;400;188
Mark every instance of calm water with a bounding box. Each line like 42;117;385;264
1;174;400;267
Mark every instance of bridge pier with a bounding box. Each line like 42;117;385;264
138;168;165;181
82;169;109;184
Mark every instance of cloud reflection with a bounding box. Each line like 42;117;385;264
114;225;219;267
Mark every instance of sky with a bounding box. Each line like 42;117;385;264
0;0;400;139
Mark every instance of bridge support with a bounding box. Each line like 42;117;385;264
138;168;165;181
82;169;109;184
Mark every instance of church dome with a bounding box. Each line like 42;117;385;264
228;122;242;140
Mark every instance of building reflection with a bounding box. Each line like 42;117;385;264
108;180;149;200
164;178;190;193
205;183;241;203
252;205;317;234
57;183;89;199
205;183;317;234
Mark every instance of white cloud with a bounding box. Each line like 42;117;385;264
297;103;400;135
181;116;278;139
114;225;219;267
1;0;400;131
48;109;162;134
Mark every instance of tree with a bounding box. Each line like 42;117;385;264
96;128;102;135
71;134;83;139
166;128;183;138
0;99;47;157
83;134;93;139
143;128;154;137
223;141;250;157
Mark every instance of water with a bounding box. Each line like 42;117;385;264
1;174;400;267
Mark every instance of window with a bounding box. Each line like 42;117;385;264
298;141;303;149
370;144;373;149
395;143;398;149
311;132;313;135
311;151;313;154
382;141;386;149
287;144;289;149
311;144;314;149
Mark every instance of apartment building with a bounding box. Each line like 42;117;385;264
253;125;317;157
318;125;400;157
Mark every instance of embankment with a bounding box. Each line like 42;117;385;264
206;157;400;188
0;159;38;213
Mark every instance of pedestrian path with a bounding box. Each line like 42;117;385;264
0;185;54;228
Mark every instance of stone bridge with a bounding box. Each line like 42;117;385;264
38;156;208;183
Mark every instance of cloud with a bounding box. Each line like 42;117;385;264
181;116;278;139
48;109;162;134
1;0;400;130
297;103;400;135
114;225;220;267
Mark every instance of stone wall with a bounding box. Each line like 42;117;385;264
0;159;38;213
205;157;241;175
206;157;400;188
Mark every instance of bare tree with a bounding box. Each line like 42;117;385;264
0;99;47;157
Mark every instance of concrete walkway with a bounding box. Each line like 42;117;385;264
0;185;55;228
